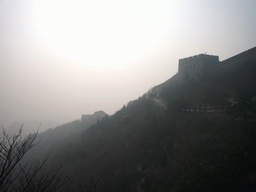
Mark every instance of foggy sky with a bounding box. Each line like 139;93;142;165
1;0;256;127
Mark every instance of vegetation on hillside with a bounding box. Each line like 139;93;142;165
11;58;256;191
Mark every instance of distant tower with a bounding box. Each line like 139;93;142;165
178;54;219;78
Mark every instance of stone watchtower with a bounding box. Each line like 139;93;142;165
178;54;219;78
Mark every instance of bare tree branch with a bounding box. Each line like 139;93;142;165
0;126;70;192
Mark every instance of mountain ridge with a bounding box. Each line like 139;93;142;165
21;47;256;191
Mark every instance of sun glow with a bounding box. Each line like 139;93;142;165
30;0;172;69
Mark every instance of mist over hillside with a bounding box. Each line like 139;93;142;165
15;47;256;191
1;1;256;191
22;111;107;164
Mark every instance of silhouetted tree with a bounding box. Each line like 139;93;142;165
0;126;69;192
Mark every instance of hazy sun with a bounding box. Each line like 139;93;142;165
30;0;172;70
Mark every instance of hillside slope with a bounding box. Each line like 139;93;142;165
22;54;256;191
48;96;256;191
22;111;107;163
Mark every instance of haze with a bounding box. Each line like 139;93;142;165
1;0;256;127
